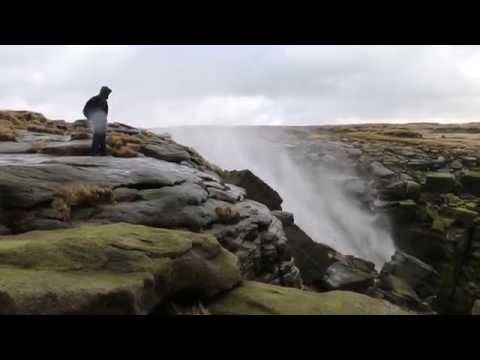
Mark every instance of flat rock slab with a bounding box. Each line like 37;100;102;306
0;156;205;209
207;281;412;315
0;223;241;314
0;142;34;154
37;140;93;156
143;144;191;163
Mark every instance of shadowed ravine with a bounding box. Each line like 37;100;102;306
161;126;395;268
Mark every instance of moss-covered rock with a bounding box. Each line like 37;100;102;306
461;170;480;194
0;223;241;314
424;172;456;193
391;199;418;223
207;281;412;315
440;206;479;226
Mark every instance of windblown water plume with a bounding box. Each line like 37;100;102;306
160;126;395;268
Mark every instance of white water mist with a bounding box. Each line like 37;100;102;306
162;126;395;268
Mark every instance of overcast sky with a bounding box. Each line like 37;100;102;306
2;45;480;127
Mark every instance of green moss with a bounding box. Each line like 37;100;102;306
0;267;153;314
399;199;417;209
432;216;455;232
208;281;412;315
0;223;219;271
427;172;455;179
445;193;462;206
465;202;477;211
464;170;480;178
440;207;479;226
0;223;241;314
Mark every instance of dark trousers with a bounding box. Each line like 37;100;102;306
91;132;107;156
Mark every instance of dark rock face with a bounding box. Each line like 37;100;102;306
424;172;456;193
471;300;480;315
0;224;11;235
271;210;294;227
366;251;440;312
322;261;376;292
461;171;480;194
280;222;337;285
273;211;378;293
372;275;425;311
379;180;421;201
382;251;440;299
222;169;283;211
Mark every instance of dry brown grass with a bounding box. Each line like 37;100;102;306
306;125;480;155
0;127;17;142
0;111;68;139
107;132;144;148
51;197;71;222
52;183;114;221
215;206;241;224
27;124;65;135
70;131;91;141
111;145;139;158
0;111;48;130
107;132;145;158
383;130;423;138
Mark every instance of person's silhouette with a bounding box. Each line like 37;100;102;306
83;86;112;156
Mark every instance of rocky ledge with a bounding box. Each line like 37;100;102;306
0;110;415;315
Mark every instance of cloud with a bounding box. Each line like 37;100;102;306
1;45;480;126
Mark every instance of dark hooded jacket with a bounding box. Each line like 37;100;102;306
82;87;111;118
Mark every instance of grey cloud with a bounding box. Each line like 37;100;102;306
1;45;480;126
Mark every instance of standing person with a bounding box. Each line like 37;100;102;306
83;86;112;156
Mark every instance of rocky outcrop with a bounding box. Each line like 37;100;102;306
0;156;301;288
273;210;377;293
0;112;302;294
222;169;283;211
0;223;240;314
207;281;412;315
6;112;480;314
366;251;440;312
284;123;480;314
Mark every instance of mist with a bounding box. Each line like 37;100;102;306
163;126;395;268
